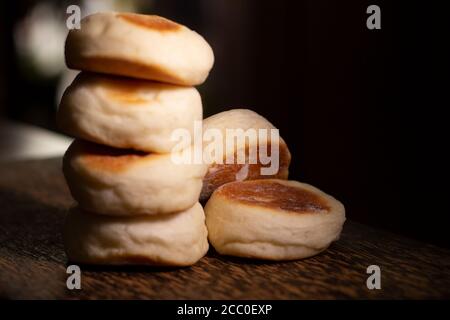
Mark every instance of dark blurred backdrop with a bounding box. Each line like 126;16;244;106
0;1;448;247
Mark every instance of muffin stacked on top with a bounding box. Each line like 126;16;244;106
57;12;214;266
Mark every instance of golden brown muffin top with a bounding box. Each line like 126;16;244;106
217;180;330;213
72;73;174;106
67;140;156;173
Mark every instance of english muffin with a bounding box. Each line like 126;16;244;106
200;109;291;201
63;139;207;216
64;203;208;266
205;179;345;260
57;72;202;153
65;12;214;85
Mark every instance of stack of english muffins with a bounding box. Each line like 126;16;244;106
58;12;214;266
59;11;346;266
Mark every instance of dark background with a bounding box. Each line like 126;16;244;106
0;1;448;247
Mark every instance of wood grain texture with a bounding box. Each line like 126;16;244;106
0;158;449;299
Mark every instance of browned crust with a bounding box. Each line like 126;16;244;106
68;140;155;173
200;141;291;201
217;180;330;214
92;75;161;105
69;72;174;106
117;13;182;32
66;55;188;85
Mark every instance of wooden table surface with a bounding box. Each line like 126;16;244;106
0;158;449;299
